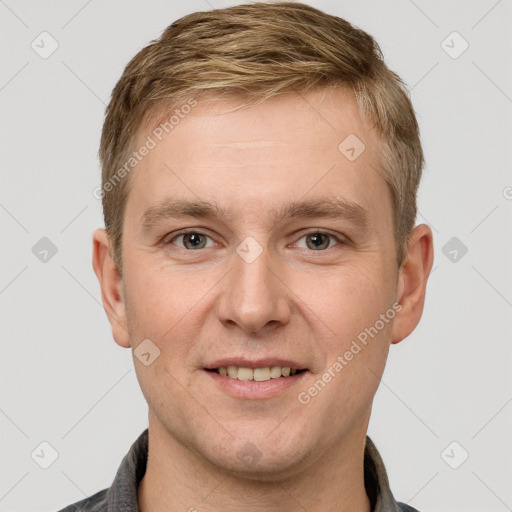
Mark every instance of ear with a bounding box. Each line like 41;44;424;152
92;228;131;348
391;224;434;344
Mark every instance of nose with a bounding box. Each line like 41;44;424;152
216;242;292;334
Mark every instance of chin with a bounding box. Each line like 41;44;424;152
199;430;313;482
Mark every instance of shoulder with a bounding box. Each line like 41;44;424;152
56;488;108;512
398;503;421;512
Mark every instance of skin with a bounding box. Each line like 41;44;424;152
92;86;434;512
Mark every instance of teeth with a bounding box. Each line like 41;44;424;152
215;365;300;381
253;367;270;381
237;367;254;381
270;366;282;378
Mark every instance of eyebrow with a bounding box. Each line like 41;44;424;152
140;196;369;233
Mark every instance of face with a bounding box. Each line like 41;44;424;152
103;87;407;478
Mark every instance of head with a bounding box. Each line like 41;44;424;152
93;1;433;479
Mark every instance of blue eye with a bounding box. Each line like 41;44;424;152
169;232;215;250
294;232;341;251
165;230;344;252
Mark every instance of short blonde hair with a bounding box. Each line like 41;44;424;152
99;1;423;275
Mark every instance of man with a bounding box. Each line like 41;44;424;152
59;2;433;511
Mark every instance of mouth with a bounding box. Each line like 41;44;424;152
205;365;307;382
202;359;309;399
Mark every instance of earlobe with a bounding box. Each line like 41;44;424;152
92;228;131;348
390;224;434;345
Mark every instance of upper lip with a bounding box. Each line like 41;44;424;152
204;358;307;370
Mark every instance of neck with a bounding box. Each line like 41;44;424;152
138;413;371;512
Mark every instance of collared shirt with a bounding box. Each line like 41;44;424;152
57;429;420;512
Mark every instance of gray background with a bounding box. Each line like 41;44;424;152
1;1;511;511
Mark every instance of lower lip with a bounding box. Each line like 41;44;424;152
203;370;308;399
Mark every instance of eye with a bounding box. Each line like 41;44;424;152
294;231;342;251
164;230;345;252
167;231;215;250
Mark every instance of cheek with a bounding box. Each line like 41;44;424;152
125;259;201;324
294;265;393;432
124;267;198;403
290;261;391;341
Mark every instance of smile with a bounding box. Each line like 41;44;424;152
203;362;308;399
206;365;306;381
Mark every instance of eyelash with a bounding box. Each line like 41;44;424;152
164;229;347;252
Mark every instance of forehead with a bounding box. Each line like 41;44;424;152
142;87;378;160
125;87;389;230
